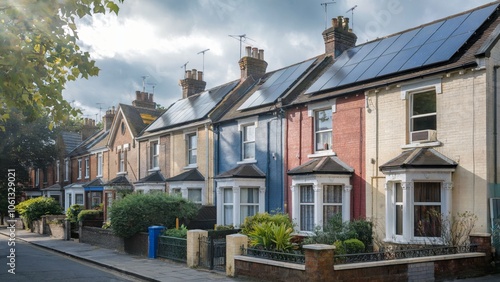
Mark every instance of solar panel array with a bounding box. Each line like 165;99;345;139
238;58;317;110
146;80;239;132
306;4;497;95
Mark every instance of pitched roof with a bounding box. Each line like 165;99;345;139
104;175;132;187
69;129;108;157
291;2;500;105
379;148;458;171
145;80;240;132
83;178;105;188
215;164;266;179
61;131;82;155
136;170;167;183
166;169;204;182
120;104;162;136
288;156;354;175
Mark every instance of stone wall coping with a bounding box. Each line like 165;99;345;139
303;244;336;251
227;234;247;238
234;255;306;271
334;252;485;271
470;233;491;237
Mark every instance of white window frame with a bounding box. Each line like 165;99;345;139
97;153;103;177
77;159;82;180
118;150;126;174
75;193;84;205
215;178;266;228
239;187;260;224
322;184;343;226
242;124;256;161
84;157;90;179
149;140;160;170
185;132;197;166
64;159;69;181
187;187;202;204
290;174;351;234
169;181;206;205
383;169;453;244
307;100;336;157
56;160;60;183
237;117;258;163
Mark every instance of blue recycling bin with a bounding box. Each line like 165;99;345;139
148;226;165;259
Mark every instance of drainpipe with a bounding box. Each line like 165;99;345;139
266;116;278;212
213;125;220;207
494;66;499;185
205;124;210;205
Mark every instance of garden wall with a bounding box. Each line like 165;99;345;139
79;225;148;256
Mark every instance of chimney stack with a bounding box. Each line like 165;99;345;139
239;46;268;81
81;118;98;140
103;106;115;131
179;68;207;98
323;16;357;57
132;90;157;109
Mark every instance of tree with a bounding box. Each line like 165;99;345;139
0;0;123;129
0;108;58;224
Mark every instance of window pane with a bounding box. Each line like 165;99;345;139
224;205;233;225
395;183;403;202
224;188;233;203
240;205;258;223
414;182;441;202
301;205;314;231
75;194;84;205
240;188;259;203
243;142;255;159
188;188;202;203
323;205;342;226
323;185;342;203
316;132;332;151
414;205;441;237
243;125;255;142
412;91;436;115
315;109;332;131
396;204;403;235
412;115;437;131
300;185;314;203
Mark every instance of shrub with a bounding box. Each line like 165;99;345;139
343;238;365;254
15;197;63;227
66;204;84;223
77;209;103;222
109;193;198;238
164;225;188;238
248;222;293;251
240;212;294;235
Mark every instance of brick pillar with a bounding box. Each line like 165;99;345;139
226;234;248;277
187;230;208;267
303;244;335;282
470;233;492;264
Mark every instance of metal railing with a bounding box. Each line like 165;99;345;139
243;247;306;264
334;244;478;265
157;235;187;262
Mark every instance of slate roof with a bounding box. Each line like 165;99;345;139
288;156;354;175
69;129;108;157
291;2;500;106
120;104;162;137
61;131;82;154
379;148;458;171
64;181;90;189
166;169;205;182
136;170;167;183
104;175;132;187
215;164;266;179
146;80;240;133
83;178;105;188
41;184;61;191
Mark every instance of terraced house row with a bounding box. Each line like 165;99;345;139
27;2;500;245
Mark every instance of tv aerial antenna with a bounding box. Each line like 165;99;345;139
140;75;149;92
229;34;255;58
320;1;336;30
197;48;210;74
346;5;358;31
180;61;189;74
96;102;103;121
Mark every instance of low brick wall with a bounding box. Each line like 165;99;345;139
124;232;148;257
80;226;124;253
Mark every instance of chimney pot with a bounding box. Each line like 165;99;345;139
186;70;192;79
258;49;264;60
191;69;197;79
149;93;154;102
246;46;252;57
252;47;258;58
332;18;338;28
198;71;203;81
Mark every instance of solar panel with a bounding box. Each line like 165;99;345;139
238;58;316;110
305;3;498;95
146;80;239;132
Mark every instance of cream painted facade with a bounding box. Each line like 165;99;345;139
365;60;499;243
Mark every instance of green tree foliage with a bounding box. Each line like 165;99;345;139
240;212;294;236
109;193;198;238
0;0;123;128
0;108;57;224
77;209;103;221
66;204;84;223
15;196;63;227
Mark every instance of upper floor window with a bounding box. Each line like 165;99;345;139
64;159;69;181
56;161;60;183
119;151;126;173
97;153;103;177
314;108;332;152
84;157;90;179
410;90;436;133
242;124;256;160
35;169;40;187
186;133;197;165
150;141;159;169
77;159;82;179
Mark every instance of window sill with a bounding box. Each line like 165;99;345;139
148;168;160;172
401;141;442;149
307;151;336;158
237;159;257;165
184;164;198;170
117;171;127;176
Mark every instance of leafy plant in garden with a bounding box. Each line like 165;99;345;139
77;209;103;222
66;204;84;223
15;197;63;227
109;193;198;238
240;211;294;235
248;222;294;252
164;225;188;239
423;210;478;246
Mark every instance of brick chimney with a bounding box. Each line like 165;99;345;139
132;90;157;109
239;46;268;81
179;69;206;98
323;16;357;57
103;106;115;131
81;118;98;140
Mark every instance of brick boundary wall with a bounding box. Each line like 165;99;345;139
79;226;124;253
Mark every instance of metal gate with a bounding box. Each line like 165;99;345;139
198;236;227;271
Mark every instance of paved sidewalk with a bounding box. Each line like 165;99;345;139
0;226;251;282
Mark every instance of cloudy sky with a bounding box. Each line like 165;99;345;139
63;0;496;121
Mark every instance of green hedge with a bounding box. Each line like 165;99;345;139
109;193;198;238
15;197;63;227
66;204;84;223
77;209;103;222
